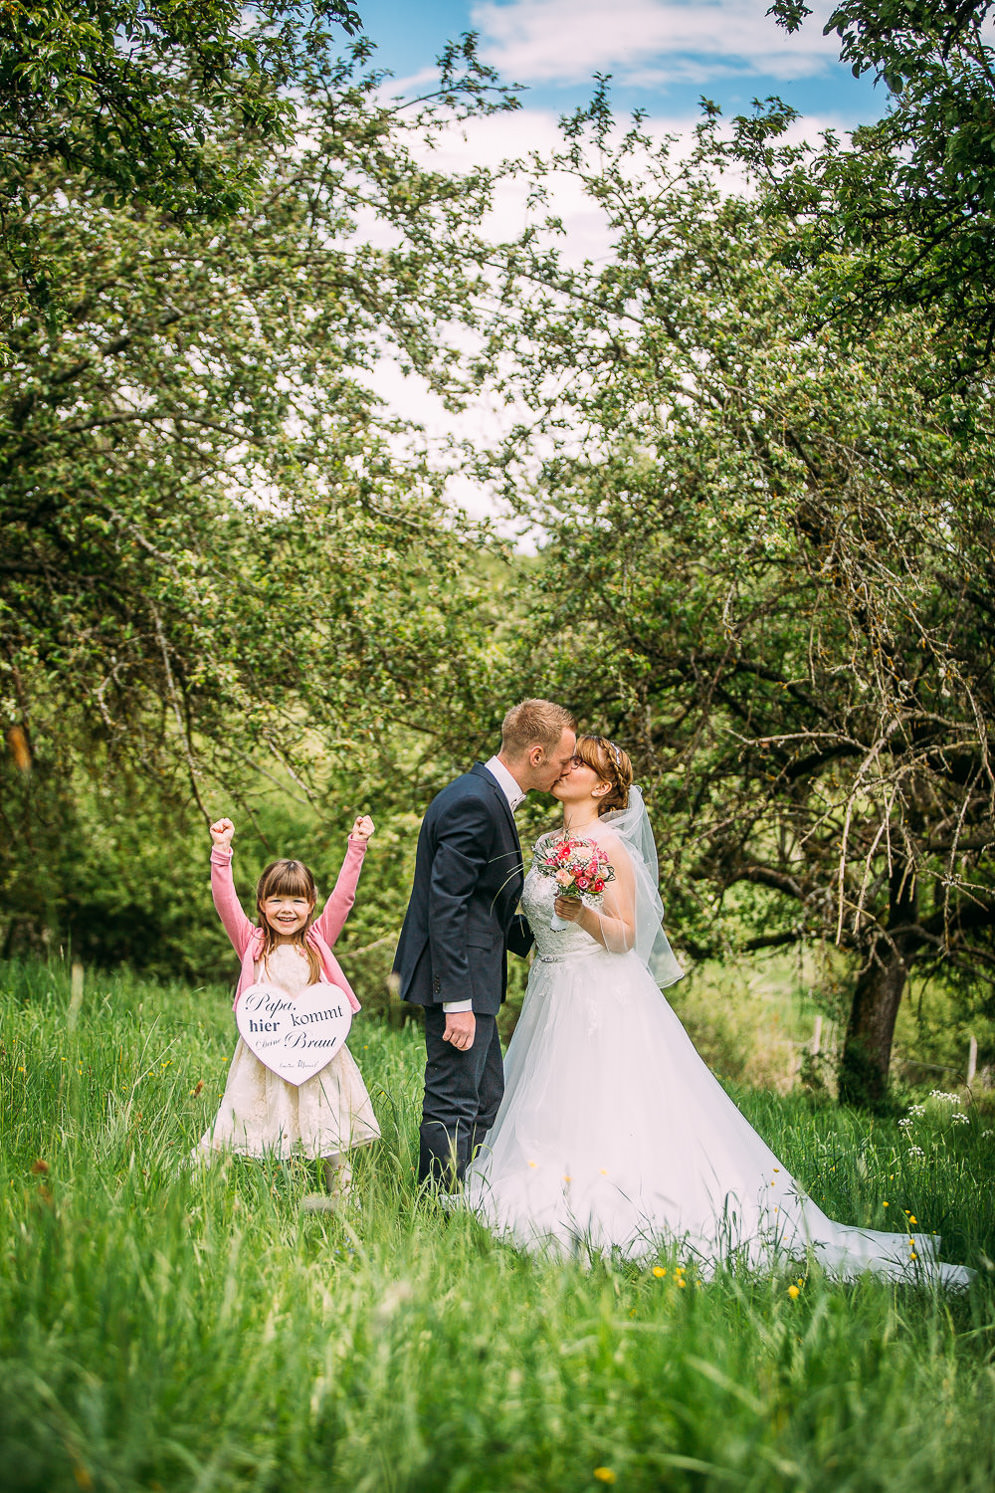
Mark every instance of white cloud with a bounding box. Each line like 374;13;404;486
470;0;841;86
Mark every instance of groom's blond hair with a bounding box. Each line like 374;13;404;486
501;699;575;758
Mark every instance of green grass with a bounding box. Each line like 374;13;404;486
1;957;994;1493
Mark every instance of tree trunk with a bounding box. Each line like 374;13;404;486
838;862;919;1108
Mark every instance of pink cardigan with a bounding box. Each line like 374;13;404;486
210;841;367;1013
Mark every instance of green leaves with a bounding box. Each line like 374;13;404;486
747;1;995;376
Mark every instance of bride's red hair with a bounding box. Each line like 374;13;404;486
575;735;634;815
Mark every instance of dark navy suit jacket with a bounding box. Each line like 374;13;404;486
393;763;534;1015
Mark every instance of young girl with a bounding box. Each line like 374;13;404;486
197;813;380;1192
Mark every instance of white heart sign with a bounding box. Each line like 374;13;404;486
236;982;353;1086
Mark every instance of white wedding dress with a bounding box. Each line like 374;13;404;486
463;813;972;1288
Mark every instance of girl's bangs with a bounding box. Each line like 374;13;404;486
258;860;314;902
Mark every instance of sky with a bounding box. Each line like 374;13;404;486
355;0;883;129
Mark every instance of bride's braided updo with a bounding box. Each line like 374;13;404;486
576;735;634;815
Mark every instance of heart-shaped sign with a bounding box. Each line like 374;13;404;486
236;982;353;1086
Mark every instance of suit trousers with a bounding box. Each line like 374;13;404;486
418;1004;503;1186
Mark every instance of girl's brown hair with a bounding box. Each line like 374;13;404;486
255;859;322;983
575;735;634;816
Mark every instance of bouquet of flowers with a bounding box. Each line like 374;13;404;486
534;835;616;930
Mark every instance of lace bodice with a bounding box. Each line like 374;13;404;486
522;840;603;963
256;942;314;995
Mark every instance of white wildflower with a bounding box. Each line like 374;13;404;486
907;1146;925;1157
907;1104;926;1117
928;1090;961;1105
951;1113;970;1125
898;1117;913;1128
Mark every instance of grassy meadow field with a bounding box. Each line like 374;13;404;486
2;956;994;1493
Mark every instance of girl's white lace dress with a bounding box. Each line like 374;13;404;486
463;835;971;1287
198;943;380;1160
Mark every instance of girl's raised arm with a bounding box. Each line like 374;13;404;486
209;818;255;956
313;816;373;947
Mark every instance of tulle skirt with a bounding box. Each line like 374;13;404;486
197;1040;380;1160
463;947;971;1287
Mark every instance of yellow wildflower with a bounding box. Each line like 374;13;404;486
652;1266;666;1278
788;1285;800;1299
593;1470;616;1485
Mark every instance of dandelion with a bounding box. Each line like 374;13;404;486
652;1266;667;1278
788;1285;800;1299
593;1470;616;1485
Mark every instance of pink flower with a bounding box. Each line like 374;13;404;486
576;876;590;890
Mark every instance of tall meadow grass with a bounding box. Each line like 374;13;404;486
1;958;993;1492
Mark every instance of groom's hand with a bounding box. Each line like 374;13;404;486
443;1011;476;1051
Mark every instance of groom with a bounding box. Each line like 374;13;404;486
393;699;576;1186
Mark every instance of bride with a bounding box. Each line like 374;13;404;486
462;735;972;1287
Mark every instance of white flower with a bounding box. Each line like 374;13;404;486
907;1146;925;1157
898;1117;913;1128
982;1130;994;1138
928;1090;961;1105
907;1104;926;1117
951;1113;970;1125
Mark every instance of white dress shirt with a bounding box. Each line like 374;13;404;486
443;756;525;1014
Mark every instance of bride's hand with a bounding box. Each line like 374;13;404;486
553;895;583;922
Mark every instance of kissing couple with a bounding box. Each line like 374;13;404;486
392;698;971;1286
